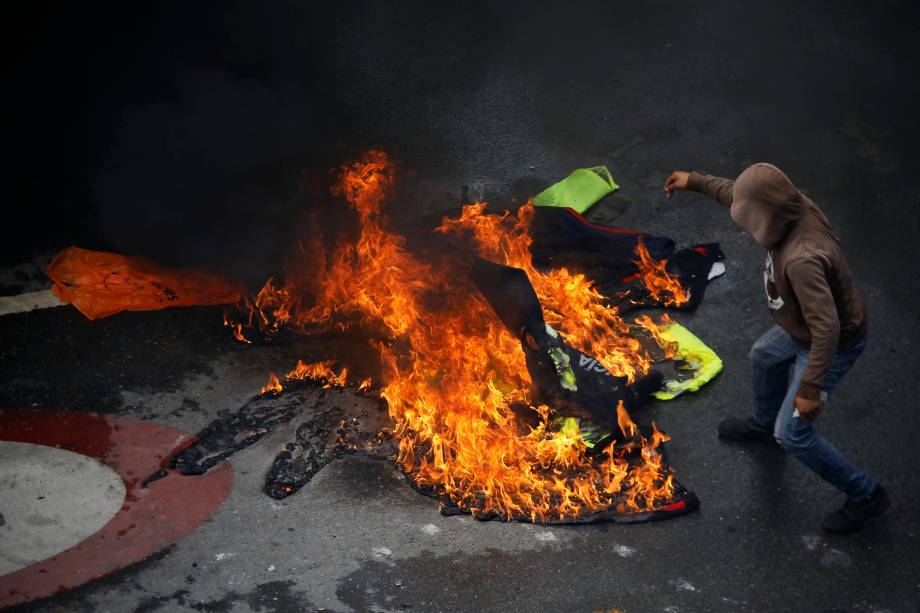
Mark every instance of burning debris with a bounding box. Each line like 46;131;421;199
469;257;664;431
192;149;718;523
525;204;725;310
161;378;393;498
632;239;691;307
168;388;321;476
264;406;393;499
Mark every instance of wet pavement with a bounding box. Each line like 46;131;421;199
4;1;920;611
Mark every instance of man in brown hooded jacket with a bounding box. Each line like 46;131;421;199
664;163;888;533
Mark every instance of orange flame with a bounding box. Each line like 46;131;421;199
227;150;690;520
436;203;651;381
223;311;252;344
616;400;638;439
634;313;679;359
260;372;283;396
286;359;350;388
634;239;690;307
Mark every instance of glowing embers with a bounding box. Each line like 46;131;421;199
224;150;698;523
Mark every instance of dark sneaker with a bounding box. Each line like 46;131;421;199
822;485;890;533
717;416;775;443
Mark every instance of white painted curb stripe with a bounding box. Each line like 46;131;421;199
0;289;65;316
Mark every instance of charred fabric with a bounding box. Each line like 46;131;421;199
152;151;725;524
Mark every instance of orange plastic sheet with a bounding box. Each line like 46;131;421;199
47;246;243;320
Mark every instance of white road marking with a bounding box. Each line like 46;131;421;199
0;289;64;316
0;441;126;576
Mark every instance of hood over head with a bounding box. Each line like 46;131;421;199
730;163;803;249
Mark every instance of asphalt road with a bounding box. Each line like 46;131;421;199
4;1;919;611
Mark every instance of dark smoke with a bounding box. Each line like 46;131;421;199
85;2;354;281
92;69;333;280
84;1;502;281
10;1;505;274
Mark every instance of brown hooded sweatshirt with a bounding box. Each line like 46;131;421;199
688;163;868;401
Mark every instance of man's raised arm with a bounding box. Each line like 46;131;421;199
664;170;734;207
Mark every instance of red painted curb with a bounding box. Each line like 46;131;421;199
0;410;233;608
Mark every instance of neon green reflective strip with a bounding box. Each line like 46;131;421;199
533;166;619;214
557;417;610;449
654;322;723;400
560;416;581;439
548;347;578;391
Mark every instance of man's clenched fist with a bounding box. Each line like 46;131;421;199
663;171;690;199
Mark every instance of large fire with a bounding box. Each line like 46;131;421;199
229;150;691;522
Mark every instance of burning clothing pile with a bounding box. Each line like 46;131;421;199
152;150;725;524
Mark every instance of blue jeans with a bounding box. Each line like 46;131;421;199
750;325;876;500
